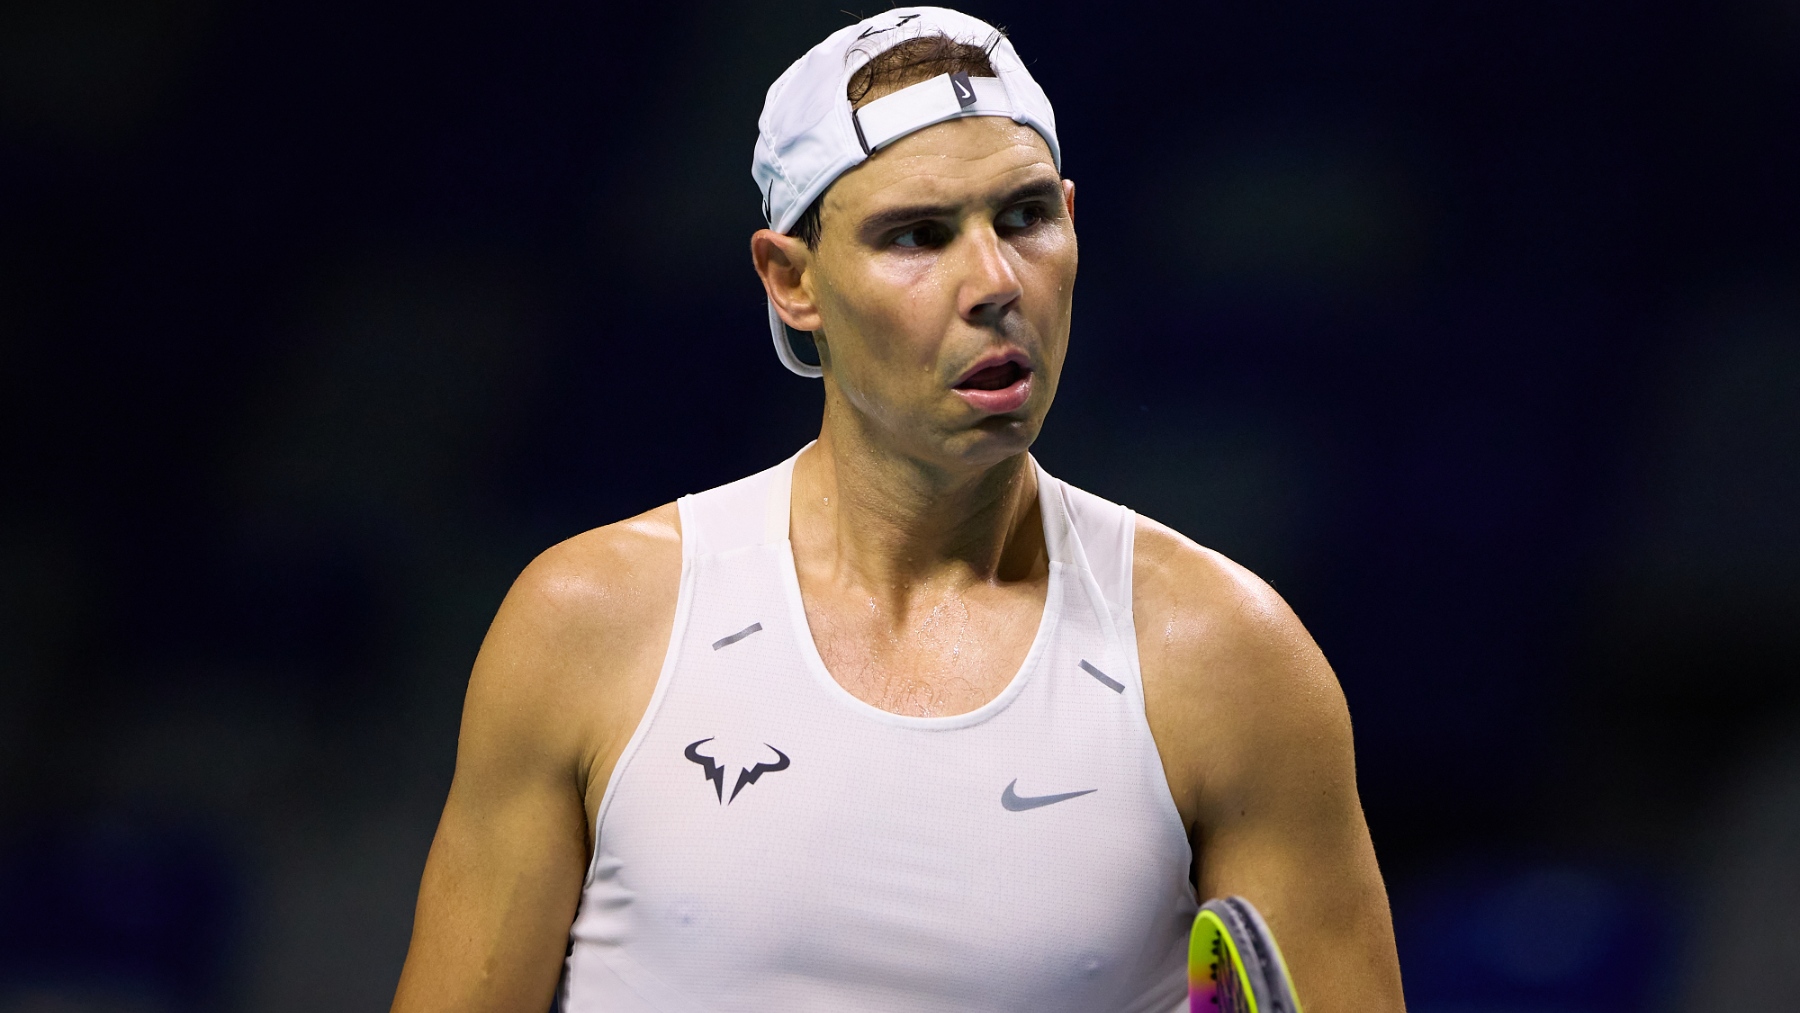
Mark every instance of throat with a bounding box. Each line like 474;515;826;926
789;437;1047;592
784;433;1053;717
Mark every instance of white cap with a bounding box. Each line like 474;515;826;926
752;7;1062;377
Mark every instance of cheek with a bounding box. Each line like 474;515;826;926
834;259;957;370
1022;225;1078;280
1022;237;1078;318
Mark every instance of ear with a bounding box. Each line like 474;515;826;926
750;229;824;333
1062;179;1076;224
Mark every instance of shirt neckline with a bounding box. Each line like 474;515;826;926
767;448;1064;730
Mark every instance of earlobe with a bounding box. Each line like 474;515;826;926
750;229;824;333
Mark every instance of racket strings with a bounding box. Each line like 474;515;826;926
1208;937;1251;1012
1231;898;1295;1013
1192;897;1300;1013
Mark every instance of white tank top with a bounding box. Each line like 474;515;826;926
559;449;1197;1013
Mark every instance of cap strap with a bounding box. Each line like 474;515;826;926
852;74;1011;153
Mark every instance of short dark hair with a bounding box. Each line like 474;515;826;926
789;34;1000;249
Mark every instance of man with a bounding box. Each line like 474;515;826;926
392;8;1406;1012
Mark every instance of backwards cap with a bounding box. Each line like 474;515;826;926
752;7;1061;377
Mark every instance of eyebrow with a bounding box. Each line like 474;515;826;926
856;177;1065;235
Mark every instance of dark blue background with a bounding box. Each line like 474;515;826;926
3;1;1797;1009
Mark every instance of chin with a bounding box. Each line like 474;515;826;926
943;414;1040;468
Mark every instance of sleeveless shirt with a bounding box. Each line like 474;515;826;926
558;449;1197;1012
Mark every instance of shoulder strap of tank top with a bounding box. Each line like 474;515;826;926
1032;456;1080;570
1034;460;1137;622
762;446;799;545
676;444;810;559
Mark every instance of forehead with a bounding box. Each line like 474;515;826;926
823;116;1059;218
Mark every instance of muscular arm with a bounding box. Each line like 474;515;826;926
1137;520;1405;1013
391;507;680;1013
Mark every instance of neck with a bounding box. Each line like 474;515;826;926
789;415;1045;600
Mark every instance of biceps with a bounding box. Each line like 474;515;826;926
392;778;589;1013
1196;799;1403;1013
1197;798;1388;933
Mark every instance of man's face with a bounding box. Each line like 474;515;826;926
806;116;1076;469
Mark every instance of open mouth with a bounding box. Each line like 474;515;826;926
955;359;1030;391
951;354;1034;414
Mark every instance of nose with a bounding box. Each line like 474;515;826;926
956;225;1023;328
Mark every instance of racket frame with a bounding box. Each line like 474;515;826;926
1188;895;1303;1013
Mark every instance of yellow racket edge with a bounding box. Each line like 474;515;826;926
1188;896;1303;1013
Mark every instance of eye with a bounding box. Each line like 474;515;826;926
996;204;1046;232
892;223;948;249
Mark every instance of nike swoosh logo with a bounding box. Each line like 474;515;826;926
954;79;972;100
1001;779;1097;811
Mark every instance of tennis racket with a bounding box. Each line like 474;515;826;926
1189;895;1302;1013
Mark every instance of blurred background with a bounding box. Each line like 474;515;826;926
1;0;1796;1009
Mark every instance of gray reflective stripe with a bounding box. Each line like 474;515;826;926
712;623;763;650
1080;659;1124;693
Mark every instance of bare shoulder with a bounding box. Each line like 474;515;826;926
497;502;683;650
481;503;681;684
1132;515;1352;826
1132;513;1337;709
458;503;683;804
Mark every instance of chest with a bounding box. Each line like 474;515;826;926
593;724;1192;1011
575;549;1195;1010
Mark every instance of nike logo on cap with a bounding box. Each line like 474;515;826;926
950;70;976;108
1001;778;1097;811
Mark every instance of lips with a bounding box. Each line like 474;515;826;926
953;352;1034;414
958;359;1027;391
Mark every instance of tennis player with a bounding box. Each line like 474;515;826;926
392;8;1405;1012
